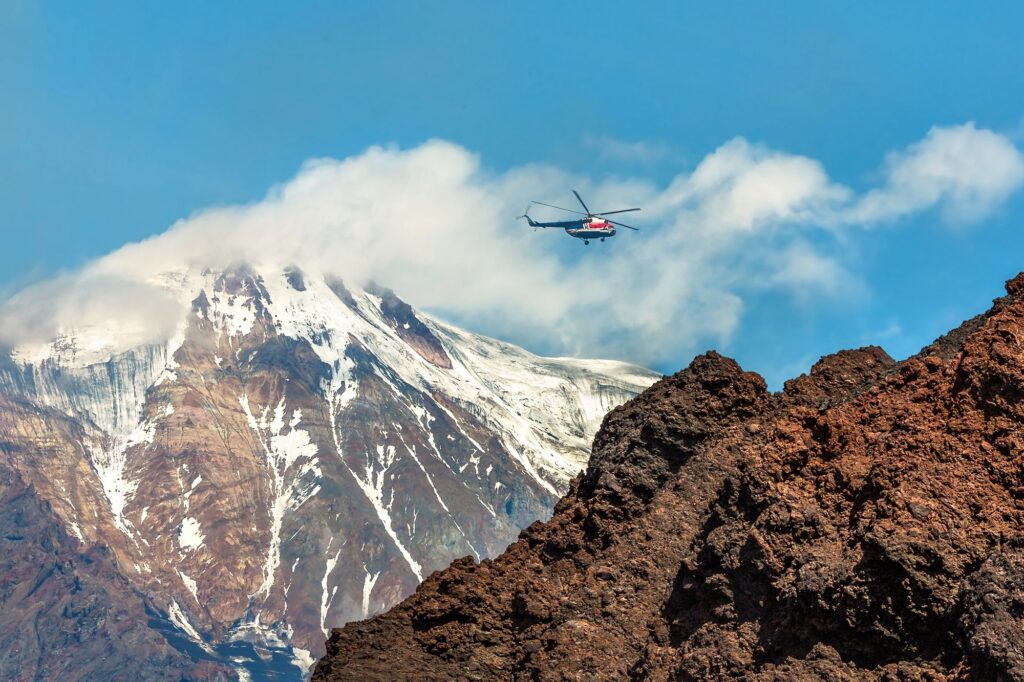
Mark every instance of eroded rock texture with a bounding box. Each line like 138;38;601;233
314;274;1024;681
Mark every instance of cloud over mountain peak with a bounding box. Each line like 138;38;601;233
3;123;1022;366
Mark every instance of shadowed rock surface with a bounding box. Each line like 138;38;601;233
0;463;233;681
314;273;1024;681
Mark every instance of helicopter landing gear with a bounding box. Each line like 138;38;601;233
584;240;589;245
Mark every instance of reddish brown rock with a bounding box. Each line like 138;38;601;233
314;274;1024;681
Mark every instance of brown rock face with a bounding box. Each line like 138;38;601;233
314;274;1024;681
371;285;453;369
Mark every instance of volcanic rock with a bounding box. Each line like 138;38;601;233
313;273;1024;681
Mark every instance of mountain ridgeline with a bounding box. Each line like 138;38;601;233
314;273;1024;681
0;265;656;680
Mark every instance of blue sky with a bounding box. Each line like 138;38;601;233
3;2;1024;386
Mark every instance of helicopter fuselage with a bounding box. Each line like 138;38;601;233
567;219;616;241
525;216;617;242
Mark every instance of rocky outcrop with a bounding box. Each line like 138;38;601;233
314;273;1024;681
371;285;453;369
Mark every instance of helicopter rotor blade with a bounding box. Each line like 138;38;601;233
606;219;639;231
572;190;592;214
594;208;641;216
531;200;588;216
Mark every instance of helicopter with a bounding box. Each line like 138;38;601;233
519;190;640;245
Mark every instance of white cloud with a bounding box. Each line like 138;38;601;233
2;124;1022;367
764;241;854;298
650;138;851;236
581;134;672;165
1;271;182;351
849;122;1024;224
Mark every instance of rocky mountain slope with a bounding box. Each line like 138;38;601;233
0;452;234;681
0;265;655;680
314;273;1024;681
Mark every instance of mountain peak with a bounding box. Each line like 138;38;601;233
0;263;657;678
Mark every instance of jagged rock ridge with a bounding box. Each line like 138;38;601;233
0;264;656;680
314;273;1024;681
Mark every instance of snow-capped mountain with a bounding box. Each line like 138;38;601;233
0;264;656;679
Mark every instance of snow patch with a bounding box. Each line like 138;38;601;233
125;417;157;448
167;600;211;652
362;566;381;618
178;516;205;551
67;521;84;541
209;289;258;337
341;442;423;581
179;570;199;602
240;395;321;598
292;647;315;678
320;550;342;636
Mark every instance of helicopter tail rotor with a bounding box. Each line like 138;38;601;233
518;206;542;230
